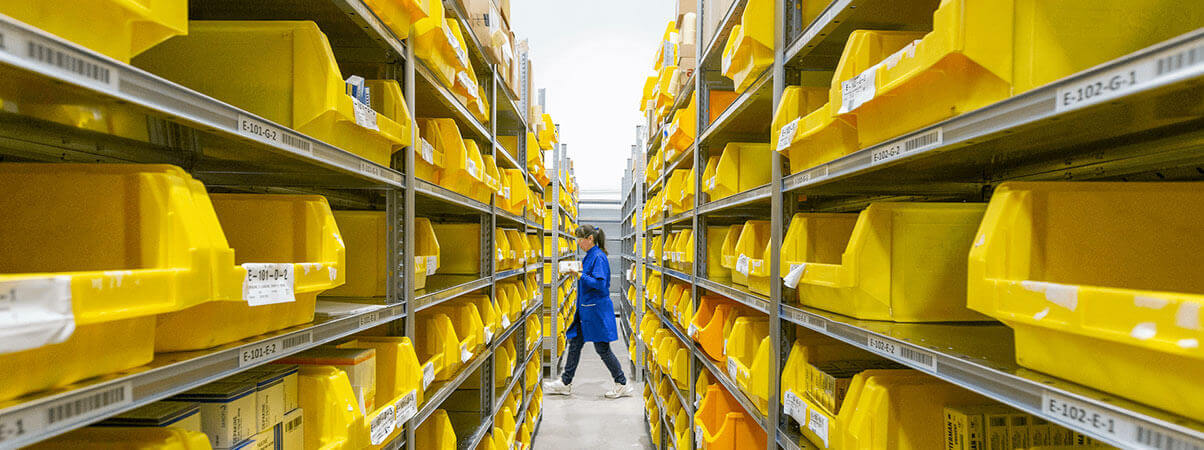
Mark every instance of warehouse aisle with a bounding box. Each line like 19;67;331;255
535;338;654;449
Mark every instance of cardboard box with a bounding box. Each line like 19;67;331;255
223;369;288;433
498;0;511;28
279;408;304;450
168;382;257;448
252;429;275;450
277;346;377;416
259;365;299;413
703;0;738;49
675;0;697;22
97;401;203;433
1007;413;1030;449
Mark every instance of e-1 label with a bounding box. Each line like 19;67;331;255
1040;392;1161;448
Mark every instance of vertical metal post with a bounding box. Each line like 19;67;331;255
768;0;787;448
689;0;705;447
403;40;418;450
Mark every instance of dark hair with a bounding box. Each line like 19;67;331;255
575;224;607;254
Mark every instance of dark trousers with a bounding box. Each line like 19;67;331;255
561;332;627;385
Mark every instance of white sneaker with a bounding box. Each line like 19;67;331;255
544;379;572;396
604;382;633;399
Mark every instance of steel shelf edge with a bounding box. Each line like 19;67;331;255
695;277;771;314
415;276;492;311
0;301;405;448
778;304;1204;448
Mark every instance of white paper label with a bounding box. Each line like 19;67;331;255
0;382;131;444
776;118;799;151
808;409;830;446
839;68;877;114
242;263;295;306
705;176;716;191
695;425;705;444
687;323;698;337
466;158;480;179
484;329;494;344
422;362;435;388
237;115;312;154
457;71;478;94
501;315;512;329
426;256;439;276
783;389;807;424
394;390;418;424
351;97;379;131
502;186;511;199
726;358;739;381
867;336;938;371
0;29;120;92
735;255;750;276
1056;66;1143;113
369;405;396;445
784;263;807;289
460;343;473;363
1037;391;1201;450
0;277;74;353
870;127;943;165
420;138;435;164
445;28;468;67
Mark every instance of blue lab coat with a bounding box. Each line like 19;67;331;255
566;245;617;342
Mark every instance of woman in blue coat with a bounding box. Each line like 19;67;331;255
544;225;633;399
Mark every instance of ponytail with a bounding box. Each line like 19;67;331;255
575;224;607;255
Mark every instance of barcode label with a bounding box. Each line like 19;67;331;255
358;160;385;179
285;414;303;432
351;97;379;131
369;405;396;445
783;389;807;424
238;115;312;154
282;332;311;349
1058;41;1204;112
1042;392;1204;450
46;384;131;425
0;25;120;92
899;346;937;371
870;128;942;164
358;311;381;328
1134;425;1204;450
423;362;436;388
806;314;826;330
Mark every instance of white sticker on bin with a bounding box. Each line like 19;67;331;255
838;40;918;115
501;315;512;328
426;256;439;276
243;263;295;306
420;138;435;164
687;323;698;337
422;362;435;388
726;357;739;381
734;255;750;276
351;97;379;131
394;390;418;424
456;72;478;94
0;277;74;354
808;409;830;447
369;405;396;445
466;158;480;179
783;263;807;289
783;389;807;424
776;118;799;152
460;343;473;363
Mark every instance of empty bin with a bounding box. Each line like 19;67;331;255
725;316;769;412
691;296;737;361
417;409;457;450
427;302;485;363
4;0;186;63
794;202;988;322
156;193;346;351
772;84;831;175
735;221;771;292
0;164;231;400
339;336;424;411
968;182;1204;422
702;143;771;202
133;22;409;167
416;313;459;382
433;223;481;275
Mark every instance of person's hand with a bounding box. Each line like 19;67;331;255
567;265;580;275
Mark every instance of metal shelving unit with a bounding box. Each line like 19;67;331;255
622;1;1204;449
542;141;579;376
0;0;554;448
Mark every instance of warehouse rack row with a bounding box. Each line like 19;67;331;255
541;141;582;377
622;0;1204;449
0;0;577;449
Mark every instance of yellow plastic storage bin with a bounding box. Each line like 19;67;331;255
133;22;408;167
843;1;1204;149
505;229;529;267
666;95;697;155
702;143;771;202
362;0;428;40
835;370;986;449
772;85;831;175
725;315;769;412
665;170;689;214
416;120;447;184
432;223;481;275
156;193;346;351
721;0;774;93
340;336;424;411
3;0;186;63
415;313;458;382
427;302;485;362
27;427;211;450
779;328;877;435
694;384;767;450
417;409;457;450
495;227;514;269
473;154;501;204
0;164;232;400
299;365;365;449
734;221;771;292
780;212;859;293
413;1;464;87
720;223;745;286
968;182;1204;422
794;202;988;322
426;118;484;197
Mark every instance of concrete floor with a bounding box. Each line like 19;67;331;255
535;336;654;450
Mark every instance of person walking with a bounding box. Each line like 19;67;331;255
543;224;633;399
